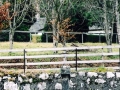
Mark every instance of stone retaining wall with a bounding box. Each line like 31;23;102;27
1;71;120;90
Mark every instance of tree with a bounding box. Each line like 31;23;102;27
7;0;32;49
115;0;120;44
54;17;74;47
0;1;14;30
83;0;115;48
37;0;84;48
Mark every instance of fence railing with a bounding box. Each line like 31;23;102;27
0;45;120;73
0;30;118;43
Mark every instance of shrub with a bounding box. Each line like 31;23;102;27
32;34;42;43
0;32;9;41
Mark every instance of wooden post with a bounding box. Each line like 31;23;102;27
30;33;31;42
46;33;48;43
99;33;101;43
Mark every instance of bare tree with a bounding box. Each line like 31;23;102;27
115;0;120;44
36;0;81;48
8;0;32;49
84;0;115;47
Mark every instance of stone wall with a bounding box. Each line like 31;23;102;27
1;71;120;90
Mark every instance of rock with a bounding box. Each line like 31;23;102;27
0;77;2;82
87;72;98;77
55;83;62;90
37;83;43;90
29;78;33;83
70;73;76;78
23;84;31;90
116;72;120;78
18;76;23;83
0;81;4;90
95;78;106;84
87;78;90;84
37;82;46;90
78;72;85;76
55;73;59;78
69;80;74;88
106;72;115;78
4;81;18;90
39;73;49;80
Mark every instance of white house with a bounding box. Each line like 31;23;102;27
29;13;46;35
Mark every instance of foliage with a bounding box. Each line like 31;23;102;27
57;18;74;43
0;1;15;31
14;24;30;42
32;35;42;43
87;35;106;43
92;66;114;72
0;32;9;41
41;33;53;42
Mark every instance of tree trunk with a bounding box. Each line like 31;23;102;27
9;27;15;49
103;0;112;52
9;31;13;49
52;9;58;49
115;0;120;44
53;25;58;48
8;16;14;49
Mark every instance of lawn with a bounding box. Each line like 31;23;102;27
0;42;119;74
0;42;117;49
0;42;119;56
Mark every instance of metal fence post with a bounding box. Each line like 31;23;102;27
75;48;78;71
119;48;120;70
24;49;26;74
102;47;104;67
82;33;83;43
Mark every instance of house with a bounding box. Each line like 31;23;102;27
29;13;46;35
88;25;105;35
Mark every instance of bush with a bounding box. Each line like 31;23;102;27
14;32;30;42
0;32;9;41
32;34;42;43
41;33;53;42
87;35;106;42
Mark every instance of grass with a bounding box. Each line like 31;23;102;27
0;42;105;56
0;42;119;58
0;42;119;74
0;42;113;49
0;42;54;49
80;66;115;72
